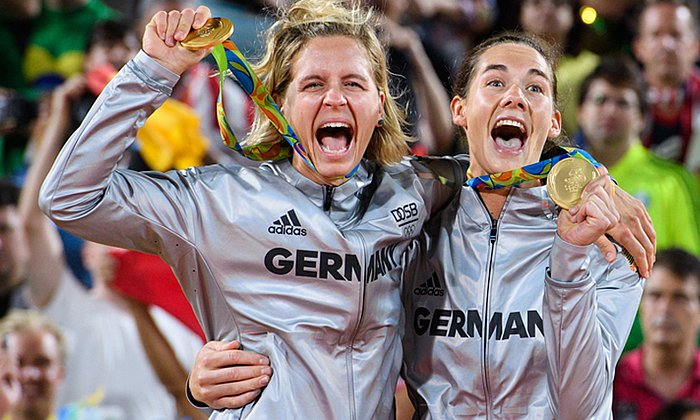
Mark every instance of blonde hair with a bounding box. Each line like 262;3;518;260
0;309;67;364
246;0;410;165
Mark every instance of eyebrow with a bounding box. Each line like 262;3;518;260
482;64;550;81
297;73;370;82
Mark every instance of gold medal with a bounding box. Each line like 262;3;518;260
181;17;234;50
546;157;598;209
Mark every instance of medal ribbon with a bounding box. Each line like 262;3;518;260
465;147;601;190
210;41;360;179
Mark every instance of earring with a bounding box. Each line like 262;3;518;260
377;118;385;127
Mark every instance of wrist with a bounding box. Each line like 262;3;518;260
185;376;209;409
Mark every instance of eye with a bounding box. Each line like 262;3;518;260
527;84;543;93
345;80;366;90
303;81;323;90
487;80;503;88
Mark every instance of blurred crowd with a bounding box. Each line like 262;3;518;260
0;0;699;418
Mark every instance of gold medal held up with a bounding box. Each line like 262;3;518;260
181;17;234;50
546;157;599;209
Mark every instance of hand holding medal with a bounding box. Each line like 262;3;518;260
548;158;636;270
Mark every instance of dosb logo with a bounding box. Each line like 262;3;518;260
391;202;419;224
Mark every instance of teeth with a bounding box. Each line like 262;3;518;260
320;144;349;154
495;119;524;131
321;122;350;129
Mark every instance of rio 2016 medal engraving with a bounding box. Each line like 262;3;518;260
546;157;599;209
181;17;234;50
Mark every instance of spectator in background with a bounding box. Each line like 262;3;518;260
0;347;20;416
404;0;496;91
614;248;700;420
21;0;119;92
137;0;255;165
0;310;66;420
577;55;700;352
0;0;117;178
518;0;600;138
26;19;141;289
14;28;205;417
369;0;456;155
0;181;27;318
633;0;700;177
577;55;700;256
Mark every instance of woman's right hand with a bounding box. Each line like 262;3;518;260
189;340;272;409
142;6;213;75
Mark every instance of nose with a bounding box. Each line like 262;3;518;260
323;86;347;108
660;34;677;50
500;85;527;111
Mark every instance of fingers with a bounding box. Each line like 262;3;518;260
174;8;196;42
210;389;264;410
559;175;620;247
572;179;619;227
190;340;273;409
607;187;656;278
194;5;211;28
593;234;617;263
151;10;168;41
155;7;210;47
165;10;182;47
200;341;270;368
606;221;651;278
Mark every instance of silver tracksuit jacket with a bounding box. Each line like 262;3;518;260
401;185;644;419
38;51;459;419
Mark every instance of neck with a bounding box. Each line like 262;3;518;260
479;188;510;220
646;71;684;91
644;342;695;375
291;158;348;187
588;137;633;168
643;342;696;399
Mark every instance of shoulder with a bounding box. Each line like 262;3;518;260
387;155;468;185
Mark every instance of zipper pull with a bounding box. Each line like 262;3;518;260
323;185;334;212
489;219;497;244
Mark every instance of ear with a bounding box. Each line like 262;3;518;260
376;91;386;127
451;96;467;127
548;109;562;139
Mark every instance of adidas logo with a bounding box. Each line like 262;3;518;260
413;273;445;296
268;209;308;236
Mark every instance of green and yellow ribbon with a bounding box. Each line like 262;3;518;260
465;147;601;190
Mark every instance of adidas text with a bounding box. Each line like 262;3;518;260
268;225;308;236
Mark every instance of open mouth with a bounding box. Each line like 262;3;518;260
491;119;527;151
316;122;354;155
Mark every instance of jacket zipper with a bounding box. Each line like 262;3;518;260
476;191;500;419
344;231;367;420
323;185;335;212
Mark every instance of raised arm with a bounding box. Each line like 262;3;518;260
383;19;454;154
17;76;86;308
38;7;212;250
545;173;644;419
